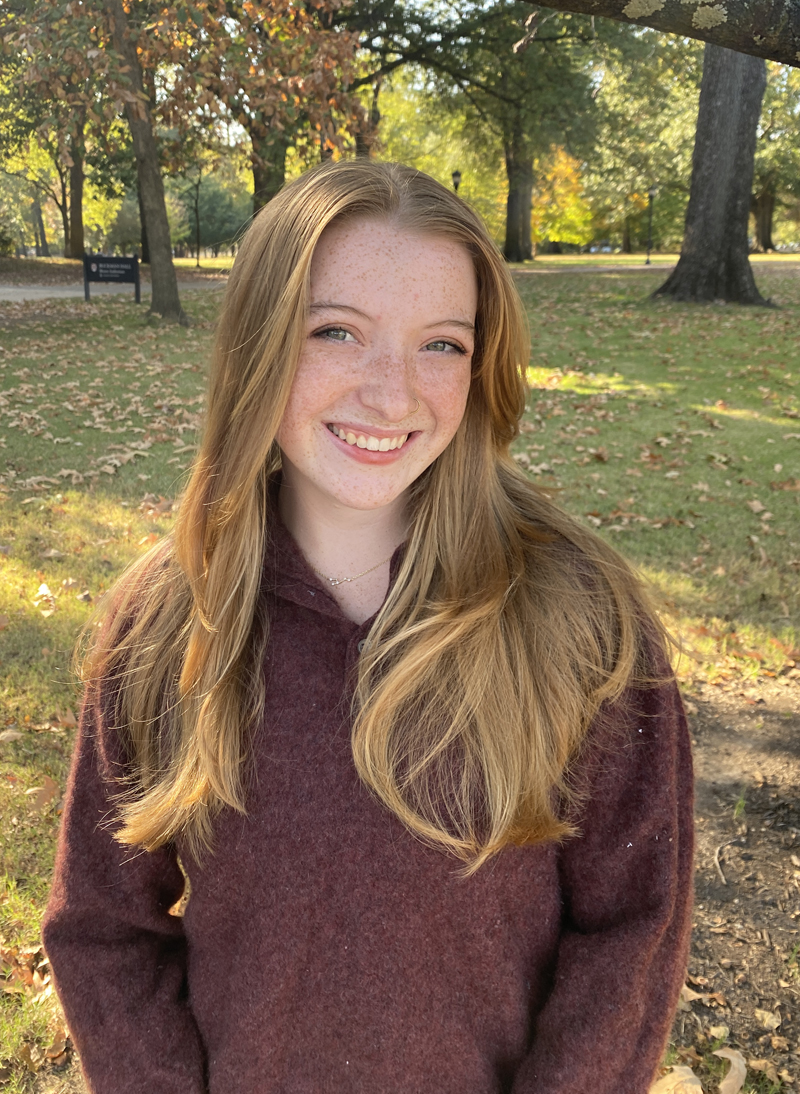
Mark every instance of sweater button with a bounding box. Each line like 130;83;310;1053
357;640;366;653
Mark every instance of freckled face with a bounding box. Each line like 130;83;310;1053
276;218;478;514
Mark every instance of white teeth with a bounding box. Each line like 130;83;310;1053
331;425;409;450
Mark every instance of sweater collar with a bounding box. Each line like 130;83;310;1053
265;501;407;625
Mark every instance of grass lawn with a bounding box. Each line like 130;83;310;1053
0;261;798;1090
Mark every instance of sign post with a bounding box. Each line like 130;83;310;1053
83;255;141;303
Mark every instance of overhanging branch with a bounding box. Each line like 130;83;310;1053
534;0;800;66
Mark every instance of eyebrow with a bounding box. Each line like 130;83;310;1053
310;302;475;333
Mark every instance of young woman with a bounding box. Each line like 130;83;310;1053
43;160;693;1094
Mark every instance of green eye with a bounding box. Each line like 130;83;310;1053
425;340;464;354
314;327;353;342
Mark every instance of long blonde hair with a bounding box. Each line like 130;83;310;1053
85;160;662;872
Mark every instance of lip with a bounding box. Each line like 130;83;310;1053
325;423;419;463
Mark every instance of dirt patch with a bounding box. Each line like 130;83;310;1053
672;675;800;1091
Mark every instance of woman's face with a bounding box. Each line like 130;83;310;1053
277;217;477;516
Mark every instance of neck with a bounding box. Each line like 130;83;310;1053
277;470;408;623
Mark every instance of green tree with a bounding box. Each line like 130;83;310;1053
582;31;702;252
375;69;507;244
751;63;800;252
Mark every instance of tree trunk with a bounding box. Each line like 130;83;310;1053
68;114;86;259
504;125;533;263
105;0;186;322
654;45;768;306
355;80;382;157
137;183;150;264
56;173;69;256
534;1;800;67
32;203;42;256
751;185;776;252
32;199;51;258
194;181;201;269
622;215;632;254
251;132;290;212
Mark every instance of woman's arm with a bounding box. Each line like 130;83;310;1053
42;687;207;1094
512;650;694;1094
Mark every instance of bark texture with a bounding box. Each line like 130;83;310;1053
251;133;291;212
504;128;534;262
32;199;50;257
535;1;800;67
137;184;150;264
752;186;776;251
654;44;768;305
105;0;186;322
68;118;85;259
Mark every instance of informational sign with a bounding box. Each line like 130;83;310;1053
83;255;141;304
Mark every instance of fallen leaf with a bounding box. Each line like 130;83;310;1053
0;614;9;630
709;1024;730;1040
54;708;77;728
649;1065;703;1093
16;1042;45;1073
771;1035;789;1051
714;1048;746;1094
746;499;766;514
0;729;23;742
45;1025;67;1059
749;1059;780;1084
26;775;60;813
39;548;63;559
61;577;78;590
755;1007;781;1031
76;590;92;603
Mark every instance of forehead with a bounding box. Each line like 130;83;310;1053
309;217;478;313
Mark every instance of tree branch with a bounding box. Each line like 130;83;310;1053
534;0;800;67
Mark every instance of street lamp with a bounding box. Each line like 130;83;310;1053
646;186;657;265
452;170;462;193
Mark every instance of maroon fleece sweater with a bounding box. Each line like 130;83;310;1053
43;522;694;1094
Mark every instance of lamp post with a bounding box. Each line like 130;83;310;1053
452;170;462;193
646;187;657;265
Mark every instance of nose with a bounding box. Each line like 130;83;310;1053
357;345;417;424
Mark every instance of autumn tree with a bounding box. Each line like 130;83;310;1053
187;0;363;210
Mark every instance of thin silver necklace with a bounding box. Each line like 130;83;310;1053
310;552;394;588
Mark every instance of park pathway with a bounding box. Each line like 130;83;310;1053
0;279;226;303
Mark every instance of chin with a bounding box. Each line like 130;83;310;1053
326;483;409;512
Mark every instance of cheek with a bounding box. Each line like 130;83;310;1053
424;359;472;432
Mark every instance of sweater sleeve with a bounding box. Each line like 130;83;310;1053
42;685;207;1094
512;654;694;1094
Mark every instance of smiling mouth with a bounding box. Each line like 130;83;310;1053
327;424;410;451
